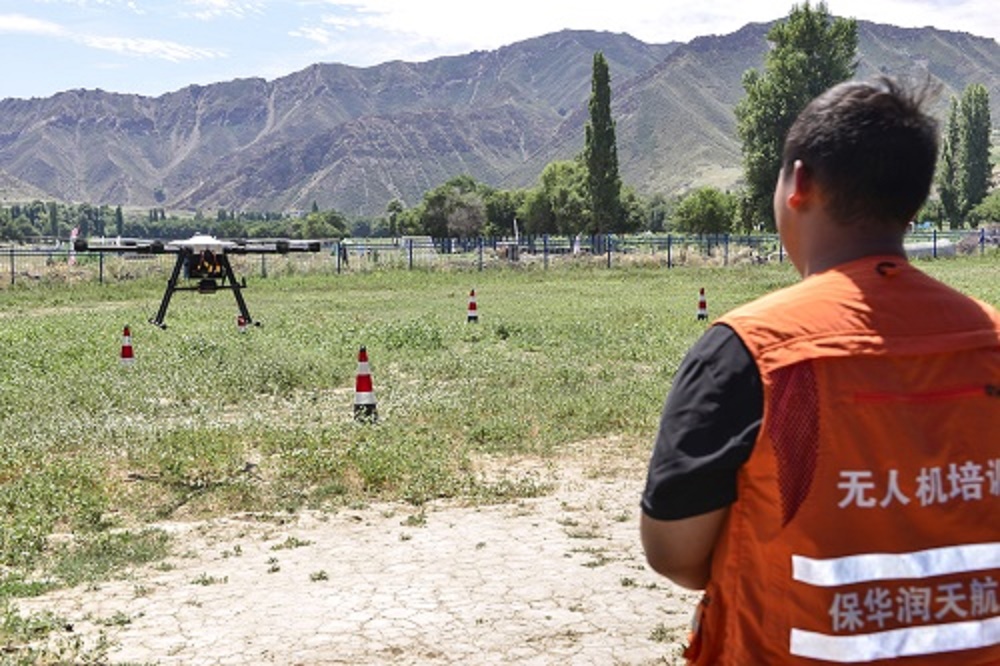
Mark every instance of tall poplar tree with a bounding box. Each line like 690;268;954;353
958;84;992;217
936;85;993;228
584;52;622;235
735;1;857;231
937;98;962;228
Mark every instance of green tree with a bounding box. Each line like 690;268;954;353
672;187;737;234
735;1;857;231
937;98;963;229
520;160;590;235
584;52;622;234
646;193;674;232
418;176;486;238
958;84;992;221
299;209;348;239
936;85;992;228
967;190;1000;228
47;201;59;239
618;186;646;234
482;189;524;238
519;187;557;235
385;199;405;237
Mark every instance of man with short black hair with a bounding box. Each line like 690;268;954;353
640;77;1000;664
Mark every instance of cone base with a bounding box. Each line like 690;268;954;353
354;403;378;423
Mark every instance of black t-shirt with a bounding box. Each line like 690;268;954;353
641;324;763;521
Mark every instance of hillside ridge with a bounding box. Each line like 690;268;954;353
0;23;997;217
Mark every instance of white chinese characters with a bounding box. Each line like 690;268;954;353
837;459;1000;509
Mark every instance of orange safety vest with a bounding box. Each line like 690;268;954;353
685;256;1000;665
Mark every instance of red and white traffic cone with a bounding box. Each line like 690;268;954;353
697;288;708;321
467;289;478;323
237;314;247;333
354;346;377;423
120;325;135;365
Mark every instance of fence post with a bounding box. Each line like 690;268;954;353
99;251;104;284
407;238;413;270
260;254;267;278
980;228;986;256
543;234;549;269
9;248;14;285
932;228;938;259
724;234;730;266
478;237;483;271
667;234;672;268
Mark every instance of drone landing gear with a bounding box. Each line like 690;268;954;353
150;252;258;329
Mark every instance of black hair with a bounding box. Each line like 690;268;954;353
781;77;939;227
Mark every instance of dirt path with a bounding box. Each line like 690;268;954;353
18;458;699;665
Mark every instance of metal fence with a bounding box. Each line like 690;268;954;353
1;228;994;287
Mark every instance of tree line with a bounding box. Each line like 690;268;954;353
0;2;994;243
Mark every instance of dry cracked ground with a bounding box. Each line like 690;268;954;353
15;450;700;665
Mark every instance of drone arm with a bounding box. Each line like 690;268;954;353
227;239;321;254
74;238;167;254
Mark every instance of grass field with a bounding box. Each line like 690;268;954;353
0;254;997;656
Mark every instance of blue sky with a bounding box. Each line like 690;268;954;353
1;0;997;100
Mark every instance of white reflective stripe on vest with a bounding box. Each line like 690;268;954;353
792;542;1000;587
790;615;1000;663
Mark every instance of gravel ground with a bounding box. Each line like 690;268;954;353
17;452;699;665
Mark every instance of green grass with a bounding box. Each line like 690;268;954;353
0;254;996;605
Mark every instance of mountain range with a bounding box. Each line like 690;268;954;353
0;20;997;219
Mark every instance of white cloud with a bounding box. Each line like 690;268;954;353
289;25;333;45
82;34;225;61
0;13;67;36
181;0;265;20
0;11;224;62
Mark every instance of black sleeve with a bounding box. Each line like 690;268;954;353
641;324;763;521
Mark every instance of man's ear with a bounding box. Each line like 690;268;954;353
787;160;812;210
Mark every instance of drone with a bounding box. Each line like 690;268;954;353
74;234;322;328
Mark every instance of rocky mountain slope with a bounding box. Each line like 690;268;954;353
0;22;996;217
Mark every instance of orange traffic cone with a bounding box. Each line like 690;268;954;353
697;288;708;321
120;325;135;365
354;346;377;423
467;289;478;323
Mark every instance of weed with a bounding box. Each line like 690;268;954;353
649;622;673;643
47;529;170;589
572;546;614;568
402;511;426;527
95;610;133;627
191;573;228;586
270;536;312;551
